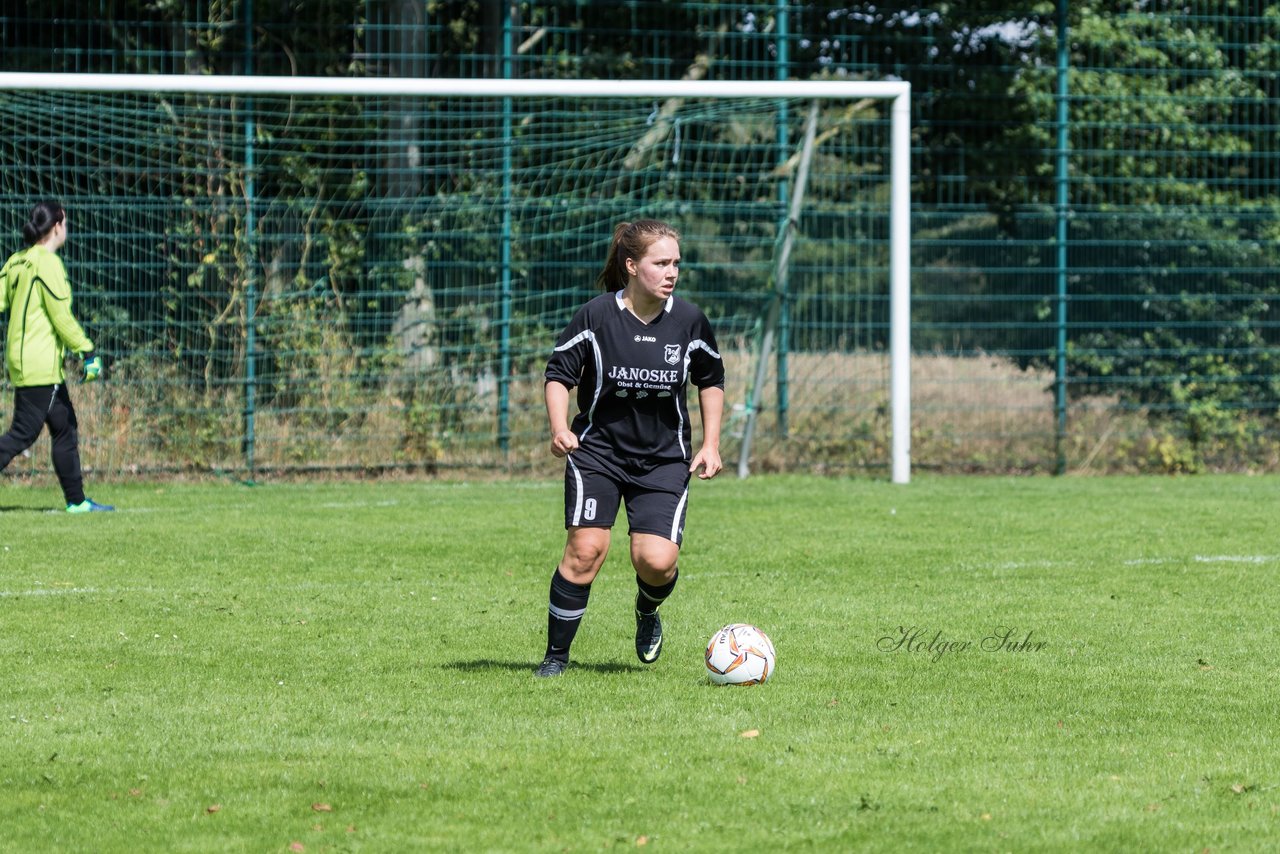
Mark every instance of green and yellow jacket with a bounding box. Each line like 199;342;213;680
0;244;94;387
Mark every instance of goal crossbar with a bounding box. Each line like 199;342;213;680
0;72;907;100
0;72;911;483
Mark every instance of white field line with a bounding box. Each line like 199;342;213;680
922;555;1278;573
0;586;100;598
1124;554;1279;566
986;560;1062;571
697;554;1279;578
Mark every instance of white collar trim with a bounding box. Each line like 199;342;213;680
615;290;673;313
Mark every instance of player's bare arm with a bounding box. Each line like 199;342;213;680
545;379;579;457
691;385;724;479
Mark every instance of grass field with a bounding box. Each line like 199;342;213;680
1;474;1277;852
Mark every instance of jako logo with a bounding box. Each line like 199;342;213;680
634;334;656;343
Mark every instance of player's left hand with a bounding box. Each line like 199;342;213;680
82;353;104;383
690;446;722;480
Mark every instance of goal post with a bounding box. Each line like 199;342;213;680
0;72;911;482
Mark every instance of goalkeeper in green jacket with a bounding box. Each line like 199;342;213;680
0;201;114;512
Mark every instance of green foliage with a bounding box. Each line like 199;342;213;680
2;2;1279;473
903;3;1280;446
110;357;242;470
1062;210;1280;450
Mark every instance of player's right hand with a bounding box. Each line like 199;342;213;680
550;429;579;458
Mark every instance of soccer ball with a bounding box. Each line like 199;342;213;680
704;623;776;685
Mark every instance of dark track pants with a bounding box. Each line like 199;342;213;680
0;384;86;506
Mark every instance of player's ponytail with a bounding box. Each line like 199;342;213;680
594;219;681;292
22;200;65;246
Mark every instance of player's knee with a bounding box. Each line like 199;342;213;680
562;538;608;575
636;561;677;583
632;542;678;579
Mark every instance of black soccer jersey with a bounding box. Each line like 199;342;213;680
545;290;725;467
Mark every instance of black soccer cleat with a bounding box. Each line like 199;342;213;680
635;609;663;664
535;656;568;678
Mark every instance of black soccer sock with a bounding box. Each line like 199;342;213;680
635;568;678;615
546;569;592;661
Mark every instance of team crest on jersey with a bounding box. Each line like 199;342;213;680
664;344;682;365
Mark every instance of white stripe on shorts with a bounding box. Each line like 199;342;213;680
670;487;689;542
567;454;585;526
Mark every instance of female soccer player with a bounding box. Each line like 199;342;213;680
536;219;724;677
0;201;114;512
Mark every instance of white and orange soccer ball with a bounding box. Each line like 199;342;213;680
704;623;776;685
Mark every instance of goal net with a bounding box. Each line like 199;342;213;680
0;75;909;480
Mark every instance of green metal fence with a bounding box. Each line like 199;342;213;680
0;2;1277;478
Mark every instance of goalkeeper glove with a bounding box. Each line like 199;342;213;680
82;353;103;383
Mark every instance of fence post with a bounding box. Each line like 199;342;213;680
775;0;791;437
243;0;259;480
1054;0;1070;475
498;2;515;454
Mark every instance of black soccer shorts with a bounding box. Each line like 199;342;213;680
563;446;691;545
